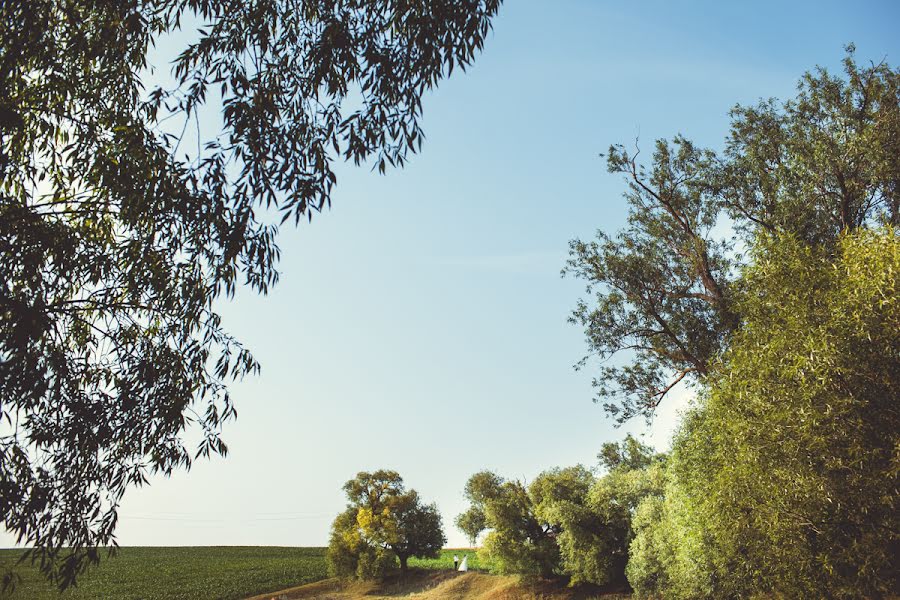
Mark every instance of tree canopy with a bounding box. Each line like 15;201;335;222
327;470;445;578
456;470;559;578
459;48;898;599
0;0;500;587
566;47;899;421
457;437;664;586
627;227;899;598
566;48;900;598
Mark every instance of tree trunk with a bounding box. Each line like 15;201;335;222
399;554;408;572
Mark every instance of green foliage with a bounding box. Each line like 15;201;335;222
627;228;900;599
696;229;898;598
457;471;558;577
0;0;500;587
625;495;669;596
459;438;663;586
389;491;445;571
453;471;497;547
327;470;446;580
566;47;899;421
0;547;327;600
568;48;900;598
565;135;738;421
529;466;605;586
327;508;368;580
586;460;665;588
627;475;717;600
454;507;487;547
597;434;659;472
721;48;900;246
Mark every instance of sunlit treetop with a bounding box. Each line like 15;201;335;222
566;47;899;422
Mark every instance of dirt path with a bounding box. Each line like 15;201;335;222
245;571;631;600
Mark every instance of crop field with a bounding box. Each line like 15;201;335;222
0;547;328;600
0;547;481;599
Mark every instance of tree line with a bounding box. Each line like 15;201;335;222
328;50;899;598
558;48;897;598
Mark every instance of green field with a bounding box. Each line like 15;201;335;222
0;547;480;599
0;547;327;600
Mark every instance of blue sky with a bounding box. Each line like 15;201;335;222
5;0;900;549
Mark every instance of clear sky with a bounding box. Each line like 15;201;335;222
5;0;899;549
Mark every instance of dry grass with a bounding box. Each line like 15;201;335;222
245;571;631;600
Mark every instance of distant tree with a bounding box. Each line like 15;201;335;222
529;466;601;585
0;0;500;587
454;470;498;547
454;507;486;547
626;473;715;599
457;470;559;577
459;441;664;586
586;453;665;587
565;47;899;422
529;443;664;588
327;470;445;579
597;434;658;472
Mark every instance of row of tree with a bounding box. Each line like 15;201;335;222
455;436;662;588
454;231;898;597
623;228;897;599
327;49;899;598
325;440;660;586
452;49;898;598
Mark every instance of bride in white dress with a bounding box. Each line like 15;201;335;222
457;554;468;572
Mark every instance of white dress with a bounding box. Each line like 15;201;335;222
458;555;468;572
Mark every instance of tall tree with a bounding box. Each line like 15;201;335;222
528;466;602;585
566;48;899;422
0;0;500;587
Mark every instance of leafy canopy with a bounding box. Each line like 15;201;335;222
456;470;559;577
627;228;899;599
566;47;899;421
327;470;445;579
457;436;663;586
0;0;500;587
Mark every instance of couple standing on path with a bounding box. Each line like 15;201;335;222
452;554;468;572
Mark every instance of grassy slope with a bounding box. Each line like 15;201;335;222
0;547;327;600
